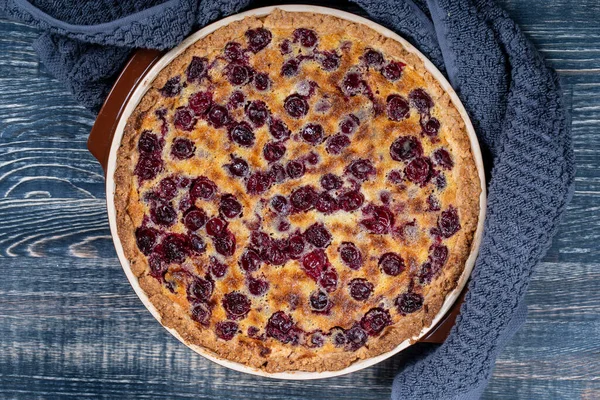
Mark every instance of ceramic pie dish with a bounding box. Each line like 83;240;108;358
89;5;486;379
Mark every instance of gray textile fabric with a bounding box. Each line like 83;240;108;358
1;0;575;398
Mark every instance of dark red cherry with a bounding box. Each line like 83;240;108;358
339;242;362;270
301;249;328;281
206;217;227;237
363;48;383;67
226;156;249;177
390;136;423;161
240;249;262;272
254;72;271;91
246;171;273;195
320;173;342;190
189;91;212;115
342;72;364;96
209;257;228;278
281;59;300;77
170;137;195;159
183;207;208;231
433;149;454;170
248;276;269;296
187;277;214;303
315;192;339;214
174;107;197;131
270;195;289;214
345;325;368;351
379;252;405;276
227;91;245;110
421;115;441;136
138;131;160;153
284;94;309;119
405;157;432;185
186;57;208;82
294;28;318;47
349;278;373;301
190;177;217;200
159;76;181;97
246;100;268;127
338;190;365;212
310;289;330;312
304;223;332;248
227;63;253;86
157;176;178;199
213;231;236;257
326;134;350;155
151;201;177;226
310;331;325;347
207;105;230;128
387;95;410;121
438;207;461;238
388;170;404;184
268;163;287;183
188;233;206;254
287;234;305;259
305;151;319;165
135;155;162;182
135;226;158;255
318;269;338;292
339;114;359;135
247;326;260;337
229;121;255;147
219;194;242;219
266;311;297;343
409;88;434;113
346;159;376;181
360;307;391;336
160;234;189;263
269;118;290;140
224;42;244;63
290;186;318;212
395;292;424;314
382;61;405;81
222;291;250;320
263;141;286;162
215;321;238;340
429;244;449;267
245;28;272;53
148;254;166;277
319;51;340;71
191;303;211;325
280;39;292;54
301;123;324;144
286;160;305;179
361;205;395;234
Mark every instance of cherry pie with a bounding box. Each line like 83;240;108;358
115;10;480;373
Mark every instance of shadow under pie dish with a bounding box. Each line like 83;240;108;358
108;6;486;378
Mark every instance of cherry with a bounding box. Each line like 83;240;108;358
266;311;297;344
429;244;449;267
206;217;227;237
224;42;244;63
254;72;271;91
284;94;309;119
435;174;447;189
438;207;461;238
213;231;236;256
315;192;339;214
319;51;340;71
160;234;189;263
229;121;255;147
310;331;325;347
207;105;230;128
151;201;177;226
248;276;269;296
304;223;332;248
286;160;305;179
219;194;242;218
361;308;391;336
187;277;214;303
338;190;365;212
309;289;330;312
246;171;273;195
159;76;181;97
287;234;305;259
138;131;160;153
345;325;368;351
361;205;395;234
280;39;292;54
148;254;166;278
240;249;262;272
405;157;432;185
433;149;454;170
331;328;347;347
294;28;318;47
270;195;289;214
346;159;376;181
390;136;423;161
268;163;287;183
305;151;319;165
342;72;365;96
135;155;162;182
135;226;157;255
247;326;260;337
427;194;441;212
246;100;269;127
174;107;197;131
245;28;272;53
381;61;405;81
269;118;290;140
379;252;405;276
386;95;410;121
215;321;238;340
227;91;245;109
421;115;441;136
227;63;253;86
263;141;286;162
409;88;434;113
157;177;178;199
301;123;324;144
396;292;424;314
186;57;208;82
363;48;383;67
325;134;350;155
339;242;362;270
209;257;228;278
339;114;359;135
319;174;341;191
290;186;318;212
318;269;338;292
183;207;208;231
222;291;251;320
188;233;206;254
281;59;300;77
302;249;328;281
226;156;249;177
189;91;212;115
170;137;195;159
190;177;217;200
388;170;404;185
349;278;373;301
191;303;211;326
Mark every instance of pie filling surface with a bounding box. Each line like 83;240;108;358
115;10;480;373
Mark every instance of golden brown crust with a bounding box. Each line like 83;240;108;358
114;9;480;373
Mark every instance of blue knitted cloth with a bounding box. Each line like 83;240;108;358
1;0;574;398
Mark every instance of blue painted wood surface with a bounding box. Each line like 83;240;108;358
0;1;599;399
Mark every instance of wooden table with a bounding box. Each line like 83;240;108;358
0;1;598;399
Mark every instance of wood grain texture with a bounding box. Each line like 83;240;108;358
0;0;599;399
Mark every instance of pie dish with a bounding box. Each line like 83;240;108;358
109;6;485;377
